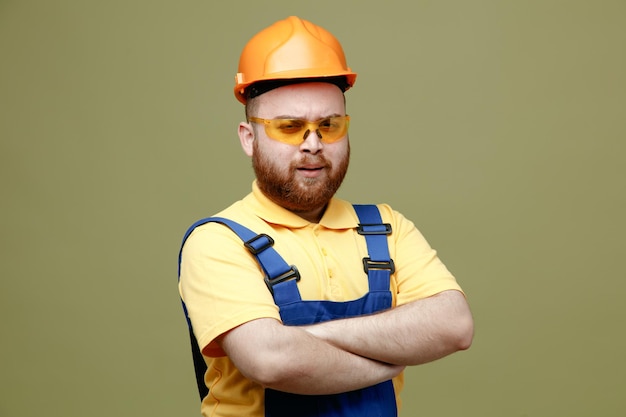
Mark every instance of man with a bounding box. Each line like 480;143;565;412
178;16;473;417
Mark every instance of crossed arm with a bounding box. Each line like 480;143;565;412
217;289;473;394
218;316;404;395
303;290;473;366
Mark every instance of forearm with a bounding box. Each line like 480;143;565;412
304;290;474;366
219;318;404;394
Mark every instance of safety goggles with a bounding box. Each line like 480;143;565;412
248;115;350;145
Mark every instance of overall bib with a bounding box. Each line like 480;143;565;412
178;205;397;417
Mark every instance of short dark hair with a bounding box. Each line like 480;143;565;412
245;76;350;102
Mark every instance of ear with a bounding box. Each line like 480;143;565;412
238;122;255;157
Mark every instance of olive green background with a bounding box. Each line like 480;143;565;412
1;0;624;416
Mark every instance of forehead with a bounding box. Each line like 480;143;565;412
255;82;346;118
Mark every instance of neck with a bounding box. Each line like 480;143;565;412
291;205;326;223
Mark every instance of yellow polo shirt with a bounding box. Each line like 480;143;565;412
179;181;462;417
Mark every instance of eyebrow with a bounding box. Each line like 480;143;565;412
271;113;343;120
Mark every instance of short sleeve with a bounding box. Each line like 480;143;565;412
378;205;463;306
179;223;281;357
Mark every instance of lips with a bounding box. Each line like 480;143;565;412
296;163;326;178
298;165;324;171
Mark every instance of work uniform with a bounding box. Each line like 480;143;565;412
179;181;463;417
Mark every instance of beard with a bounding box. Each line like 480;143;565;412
252;140;350;215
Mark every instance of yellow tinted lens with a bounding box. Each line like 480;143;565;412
267;119;307;144
317;116;349;143
250;116;350;144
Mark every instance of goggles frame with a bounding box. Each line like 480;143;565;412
249;115;350;145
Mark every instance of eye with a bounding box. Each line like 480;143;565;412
276;119;305;133
318;118;340;132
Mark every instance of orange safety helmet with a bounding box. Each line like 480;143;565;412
234;16;357;104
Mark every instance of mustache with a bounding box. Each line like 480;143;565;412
296;155;330;167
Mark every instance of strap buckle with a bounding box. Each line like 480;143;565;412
264;265;301;295
362;257;395;274
357;223;392;235
244;233;274;255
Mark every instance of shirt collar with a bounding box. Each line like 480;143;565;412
243;181;358;230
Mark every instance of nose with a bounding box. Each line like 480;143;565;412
300;129;323;153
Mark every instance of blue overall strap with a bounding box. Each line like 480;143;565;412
178;216;300;401
353;204;394;292
178;217;297;292
271;204;394;307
